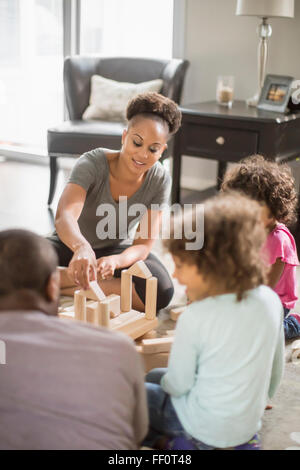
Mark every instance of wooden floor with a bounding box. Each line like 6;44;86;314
2;157;300;450
0;158;71;235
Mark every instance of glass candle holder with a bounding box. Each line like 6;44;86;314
216;76;234;107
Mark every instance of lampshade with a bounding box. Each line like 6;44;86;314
236;0;294;18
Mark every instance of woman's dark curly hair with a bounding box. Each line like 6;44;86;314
221;155;298;225
126;92;182;135
164;192;267;301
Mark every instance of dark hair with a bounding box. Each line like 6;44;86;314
221;154;298;225
164;192;267;301
126;92;182;135
0;229;58;297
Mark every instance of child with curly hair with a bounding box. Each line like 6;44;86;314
222;155;300;340
143;193;284;450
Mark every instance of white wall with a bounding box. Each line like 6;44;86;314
179;0;300;190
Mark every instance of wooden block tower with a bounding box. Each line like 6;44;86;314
59;261;158;341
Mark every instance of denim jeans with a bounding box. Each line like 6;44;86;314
283;308;300;340
142;368;214;450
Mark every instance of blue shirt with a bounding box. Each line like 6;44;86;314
161;286;284;448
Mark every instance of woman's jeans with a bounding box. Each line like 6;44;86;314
284;308;300;339
143;368;214;450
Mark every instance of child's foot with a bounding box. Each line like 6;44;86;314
265;404;273;410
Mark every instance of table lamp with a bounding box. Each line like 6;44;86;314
236;0;294;107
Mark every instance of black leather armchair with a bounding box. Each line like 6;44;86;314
47;56;189;205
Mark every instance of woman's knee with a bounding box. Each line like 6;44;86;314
133;256;174;311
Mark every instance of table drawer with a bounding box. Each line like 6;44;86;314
182;123;259;161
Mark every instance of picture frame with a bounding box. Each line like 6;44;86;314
257;74;294;113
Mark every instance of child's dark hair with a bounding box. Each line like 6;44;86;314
164;192;267;301
126;92;182;135
221;154;298;225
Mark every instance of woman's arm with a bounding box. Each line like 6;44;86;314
55;183;97;288
97;209;162;278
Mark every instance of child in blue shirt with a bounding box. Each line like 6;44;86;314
143;193;284;450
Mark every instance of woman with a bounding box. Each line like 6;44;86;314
48;92;182;312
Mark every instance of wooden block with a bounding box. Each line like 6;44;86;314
145;277;157;320
127;260;152;279
99;302;110;328
170;306;186;321
121;270;132;312
86;303;99;325
110;310;142;330
140;352;169;374
74;290;86;321
129;318;158;341
58;312;75;320
166;330;176;337
81;281;106;301
141;337;174;354
139;330;157;340
112;316;158;340
105;294;121;318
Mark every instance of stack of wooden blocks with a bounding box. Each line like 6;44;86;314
59;261;177;372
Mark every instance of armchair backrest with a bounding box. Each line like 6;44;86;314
64;56;189;120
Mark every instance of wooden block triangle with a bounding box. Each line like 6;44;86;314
127;261;152;279
80;280;106;301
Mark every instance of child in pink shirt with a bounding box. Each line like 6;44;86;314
222;155;300;339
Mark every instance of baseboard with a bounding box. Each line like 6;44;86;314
0;146;48;166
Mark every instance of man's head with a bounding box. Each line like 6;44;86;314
0;229;59;316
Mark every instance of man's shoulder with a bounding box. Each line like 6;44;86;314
56;315;136;350
0;311;136;355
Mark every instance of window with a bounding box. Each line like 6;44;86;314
0;0;176;151
80;0;174;59
0;0;63;148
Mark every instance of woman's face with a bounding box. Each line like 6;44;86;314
121;116;168;175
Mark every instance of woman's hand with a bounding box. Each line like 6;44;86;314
97;256;118;281
67;244;97;289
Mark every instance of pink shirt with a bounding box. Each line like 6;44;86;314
263;223;299;309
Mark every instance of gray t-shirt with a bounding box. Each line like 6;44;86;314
0;311;148;450
67;147;171;249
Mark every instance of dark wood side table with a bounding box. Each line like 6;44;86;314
172;100;300;251
172;100;300;204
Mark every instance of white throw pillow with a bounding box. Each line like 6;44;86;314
82;75;163;122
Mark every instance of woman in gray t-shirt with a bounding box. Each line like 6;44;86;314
48;92;182;312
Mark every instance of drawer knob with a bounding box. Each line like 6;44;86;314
216;136;225;145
